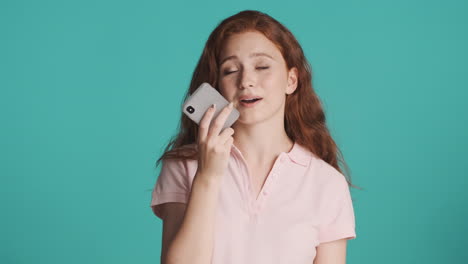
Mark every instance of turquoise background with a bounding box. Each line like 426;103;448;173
1;0;467;263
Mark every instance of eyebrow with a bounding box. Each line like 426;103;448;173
219;52;274;66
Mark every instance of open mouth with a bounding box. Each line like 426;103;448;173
240;98;263;107
241;98;261;103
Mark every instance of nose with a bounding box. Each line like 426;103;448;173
239;68;255;89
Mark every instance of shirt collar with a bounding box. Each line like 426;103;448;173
230;141;310;167
287;141;311;166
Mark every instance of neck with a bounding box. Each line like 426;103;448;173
232;117;293;166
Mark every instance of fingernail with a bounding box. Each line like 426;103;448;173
211;103;216;109
228;102;233;108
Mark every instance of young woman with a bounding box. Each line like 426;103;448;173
150;10;360;264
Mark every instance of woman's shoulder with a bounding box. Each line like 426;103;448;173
294;143;345;185
159;144;199;182
311;157;349;191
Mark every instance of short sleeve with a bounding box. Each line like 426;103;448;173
318;174;356;244
150;158;190;220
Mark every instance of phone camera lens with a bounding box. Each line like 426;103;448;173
186;106;195;114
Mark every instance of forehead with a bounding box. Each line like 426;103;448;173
219;31;283;61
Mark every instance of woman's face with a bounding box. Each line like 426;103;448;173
217;31;297;125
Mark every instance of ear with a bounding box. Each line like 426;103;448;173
286;67;298;95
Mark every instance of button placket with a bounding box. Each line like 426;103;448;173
271;159;284;181
237;149;288;217
255;163;279;210
263;159;284;197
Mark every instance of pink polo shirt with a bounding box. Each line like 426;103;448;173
150;141;356;263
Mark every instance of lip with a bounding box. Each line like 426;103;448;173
239;95;263;101
239;98;262;108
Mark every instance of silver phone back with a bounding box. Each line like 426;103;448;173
182;82;240;130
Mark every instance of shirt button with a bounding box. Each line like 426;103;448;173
263;190;268;195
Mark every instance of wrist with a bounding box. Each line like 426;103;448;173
194;172;222;189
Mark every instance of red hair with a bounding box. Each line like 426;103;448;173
155;10;361;190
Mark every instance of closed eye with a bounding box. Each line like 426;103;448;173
223;70;237;75
223;67;269;76
224;66;270;75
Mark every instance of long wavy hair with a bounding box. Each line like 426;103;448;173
154;10;361;190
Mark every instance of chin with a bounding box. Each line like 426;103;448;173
235;115;265;125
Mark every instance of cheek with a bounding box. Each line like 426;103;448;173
262;68;285;83
261;74;286;95
219;86;235;100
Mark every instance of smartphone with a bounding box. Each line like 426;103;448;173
182;82;240;130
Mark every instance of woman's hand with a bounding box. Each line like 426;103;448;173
196;102;235;181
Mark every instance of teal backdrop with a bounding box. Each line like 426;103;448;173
1;0;467;263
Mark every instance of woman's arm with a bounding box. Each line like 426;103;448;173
162;100;234;264
164;172;221;264
159;202;186;264
313;239;348;264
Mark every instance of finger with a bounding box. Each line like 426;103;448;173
218;127;235;145
208;102;234;138
224;136;234;149
198;104;216;143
